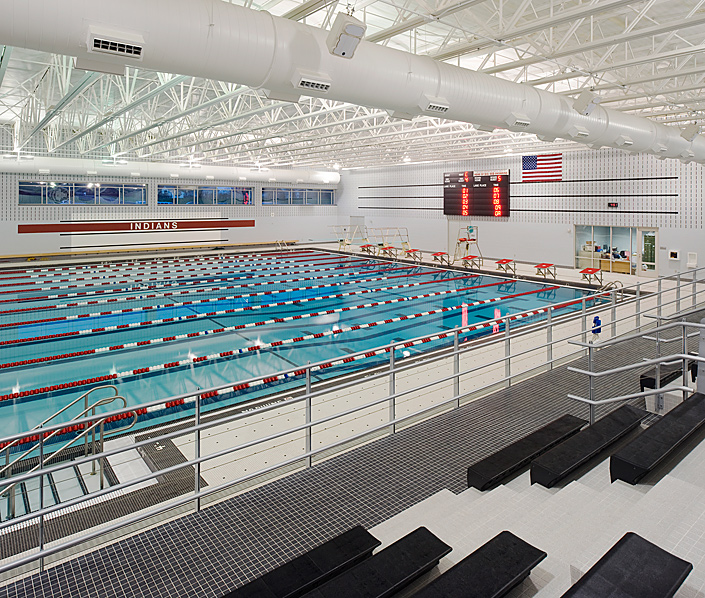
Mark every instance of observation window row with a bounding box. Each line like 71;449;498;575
19;182;147;205
157;185;253;205
262;188;335;205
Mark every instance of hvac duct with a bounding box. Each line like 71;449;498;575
0;0;701;163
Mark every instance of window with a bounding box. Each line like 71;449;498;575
19;181;146;205
263;187;336;205
157;184;253;206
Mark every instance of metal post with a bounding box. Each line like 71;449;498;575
91;405;97;476
682;322;689;403
194;394;201;511
698;319;705;395
389;346;396;432
581;298;587;345
305;363;312;467
453;331;460;408
588;345;595;425
676;273;681;314
39;427;45;572
611;291;617;338
99;420;105;490
505;317;511;386
655;322;663;412
546;308;553;370
657;278;662;318
6;446;14;519
636;283;641;329
693;271;698;308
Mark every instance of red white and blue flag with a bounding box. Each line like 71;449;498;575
522;154;563;181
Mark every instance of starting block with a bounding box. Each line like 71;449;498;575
378;245;398;259
535;263;557;279
461;255;483;270
404;248;422;262
496;258;516;276
432;252;451;266
360;244;376;255
580;267;603;285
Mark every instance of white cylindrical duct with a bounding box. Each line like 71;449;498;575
0;0;700;162
0;156;340;184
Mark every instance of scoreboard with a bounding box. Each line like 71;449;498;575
443;171;510;217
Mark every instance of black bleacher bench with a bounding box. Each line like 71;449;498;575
640;359;698;392
560;532;692;598
223;525;381;598
301;527;452;598
411;531;546;598
611;392;705;484
531;405;647;488
467;414;587;491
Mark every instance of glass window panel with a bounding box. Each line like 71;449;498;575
575;225;594;269
305;190;319;205
275;189;290;205
19;183;44;205
98;186;121;205
321;190;334;205
123;186;146;205
73;185;96;205
197;187;216;205
235;187;252;205
216;187;233;205
262;188;275;205
45;184;72;205
158;186;176;204
177;188;196;205
291;189;305;204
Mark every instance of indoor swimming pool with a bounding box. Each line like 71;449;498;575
0;249;599;444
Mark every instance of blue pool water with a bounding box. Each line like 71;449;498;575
0;249;595;442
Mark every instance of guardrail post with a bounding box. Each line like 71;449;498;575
39;426;45;573
581;298;587;346
683;323;689;403
694;271;698;308
698;319;705;395
588;345;595;425
505;317;511;386
611;291;617;338
636;282;641;329
195;393;201;511
453;331;460;408
389;346;396;432
676;273;681;313
546;308;553;370
657;278;663;318
655;324;663;413
305;363;312;467
6;446;14;520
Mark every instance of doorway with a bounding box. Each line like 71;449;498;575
637;228;658;278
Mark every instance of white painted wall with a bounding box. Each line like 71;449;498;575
338;148;705;275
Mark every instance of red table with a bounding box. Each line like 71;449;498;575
461;254;483;269
404;248;422;262
360;244;376;255
379;245;398;259
535;263;557;279
580;267;603;285
496;258;516;276
432;252;451;266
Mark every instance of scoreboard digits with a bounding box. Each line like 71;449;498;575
443;171;510;217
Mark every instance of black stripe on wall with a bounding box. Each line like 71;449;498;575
512;194;678;198
512;208;678;214
358;196;443;200
358;207;443;211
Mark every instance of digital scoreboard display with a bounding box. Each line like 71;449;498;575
443;171;510;217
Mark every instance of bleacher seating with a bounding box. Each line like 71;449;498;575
223;525;380;598
531;405;647;488
560;532;692;597
611;392;705;484
411;531;546;598
639;359;697;392
467;414;587;491
300;527;451;598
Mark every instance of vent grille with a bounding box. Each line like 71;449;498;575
92;38;143;57
426;103;449;113
298;78;330;92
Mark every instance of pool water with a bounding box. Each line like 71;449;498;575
0;249;595;442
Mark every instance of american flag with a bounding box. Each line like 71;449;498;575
522;154;563;182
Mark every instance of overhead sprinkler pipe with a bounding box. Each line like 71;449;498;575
0;0;703;163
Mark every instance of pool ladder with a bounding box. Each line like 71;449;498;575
0;385;137;520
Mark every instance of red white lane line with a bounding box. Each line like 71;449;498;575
0;259;382;304
0;249;320;279
0;265;418;316
0;273;478;333
0;255;369;294
0;286;561;399
0;274;481;345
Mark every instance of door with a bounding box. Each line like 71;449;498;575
637;228;658;277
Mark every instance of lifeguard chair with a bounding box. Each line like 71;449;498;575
454;225;483;268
